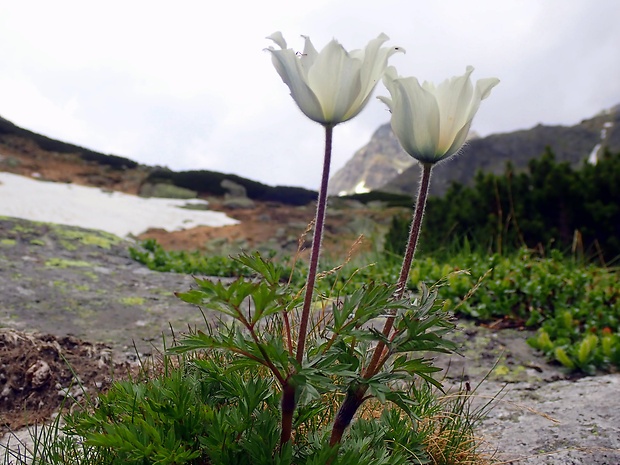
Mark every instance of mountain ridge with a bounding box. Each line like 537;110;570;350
329;104;620;198
0;115;317;205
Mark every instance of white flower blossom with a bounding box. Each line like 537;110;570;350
379;66;499;164
267;32;403;125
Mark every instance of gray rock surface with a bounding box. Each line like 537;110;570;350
478;375;620;464
0;216;209;356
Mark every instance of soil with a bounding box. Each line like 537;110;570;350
0;217;205;433
0;329;133;433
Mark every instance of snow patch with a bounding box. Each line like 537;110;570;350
588;121;614;165
353;181;370;194
588;143;602;165
0;172;238;237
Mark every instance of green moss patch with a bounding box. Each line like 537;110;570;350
45;258;93;268
54;227;122;250
120;296;145;306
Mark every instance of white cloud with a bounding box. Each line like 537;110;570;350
0;0;618;190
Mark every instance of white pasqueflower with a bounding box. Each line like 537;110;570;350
379;66;499;164
266;32;403;126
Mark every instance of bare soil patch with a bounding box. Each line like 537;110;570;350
0;329;134;434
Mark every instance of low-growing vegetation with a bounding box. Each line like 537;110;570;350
143;168;319;206
130;240;620;375
2;350;491;465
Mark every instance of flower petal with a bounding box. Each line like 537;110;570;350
267;47;324;121
477;77;501;100
381;66;499;164
266;31;287;50
346;34;405;121
306;39;361;121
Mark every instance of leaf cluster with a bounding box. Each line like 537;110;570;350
164;252;460;457
129;239;256;277
50;354;486;465
408;249;620;374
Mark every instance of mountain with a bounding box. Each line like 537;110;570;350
329;104;620;198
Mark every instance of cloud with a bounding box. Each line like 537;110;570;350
0;0;619;190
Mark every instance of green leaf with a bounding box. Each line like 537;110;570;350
233;251;284;285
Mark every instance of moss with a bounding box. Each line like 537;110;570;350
139;182;198;199
120;296;145;306
2;217;122;250
45;258;93;268
0;239;16;246
493;364;510;376
10;223;37;234
83;271;99;281
54;227;122;250
492;363;527;381
52;280;69;289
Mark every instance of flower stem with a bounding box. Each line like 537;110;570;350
280;124;333;449
279;380;296;448
296;124;333;364
395;162;433;297
328;386;365;447
328;163;434;448
363;162;433;378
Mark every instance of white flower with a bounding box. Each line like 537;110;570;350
266;32;403;126
379;66;499;164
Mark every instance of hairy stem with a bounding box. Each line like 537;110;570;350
328;386;366;447
328;163;434;448
363;163;433;379
395;163;433;297
281;125;334;449
296;124;333;363
280;381;296;448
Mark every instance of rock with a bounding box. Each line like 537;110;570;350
138;182;198;199
477;374;620;464
222;197;255;209
221;179;247;198
221;179;255;209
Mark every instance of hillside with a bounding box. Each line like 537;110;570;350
329;104;620;198
0;116;317;205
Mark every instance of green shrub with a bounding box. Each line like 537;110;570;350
385;149;620;262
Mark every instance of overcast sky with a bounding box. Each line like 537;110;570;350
1;0;619;190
